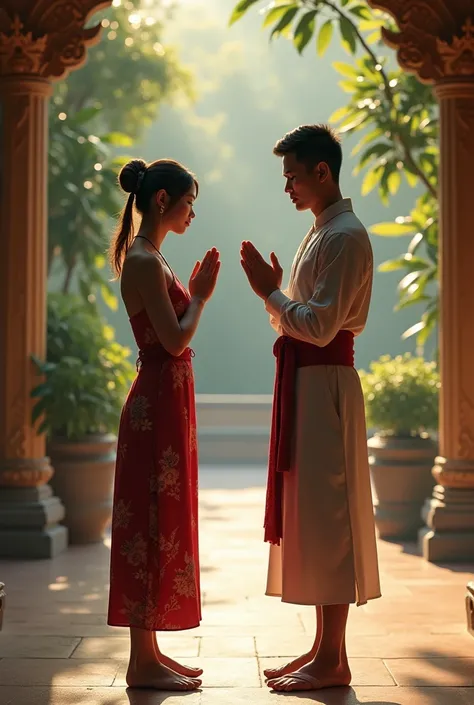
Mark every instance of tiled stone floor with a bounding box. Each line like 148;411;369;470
0;481;473;704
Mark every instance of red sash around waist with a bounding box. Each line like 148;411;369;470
264;330;355;546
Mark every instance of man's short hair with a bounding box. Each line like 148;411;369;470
273;124;343;182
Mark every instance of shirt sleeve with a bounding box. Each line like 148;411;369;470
264;232;371;347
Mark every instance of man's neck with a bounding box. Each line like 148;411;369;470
311;189;343;219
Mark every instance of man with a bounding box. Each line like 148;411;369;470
240;124;381;692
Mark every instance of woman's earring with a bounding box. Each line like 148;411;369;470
160;206;164;215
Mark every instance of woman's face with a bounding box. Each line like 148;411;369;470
166;183;197;235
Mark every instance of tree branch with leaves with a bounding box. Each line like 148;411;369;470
230;0;439;348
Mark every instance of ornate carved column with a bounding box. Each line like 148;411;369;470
0;1;110;558
368;1;474;562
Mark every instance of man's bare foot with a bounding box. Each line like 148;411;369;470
263;651;315;680
157;653;203;678
126;660;202;690
267;658;351;692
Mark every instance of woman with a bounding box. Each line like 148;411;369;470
107;158;220;691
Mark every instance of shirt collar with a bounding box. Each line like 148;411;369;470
315;197;353;228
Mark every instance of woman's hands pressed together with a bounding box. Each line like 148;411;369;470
189;247;221;303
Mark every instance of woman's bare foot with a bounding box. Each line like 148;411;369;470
267;657;351;692
126;660;202;690
263;651;315;680
157;653;203;678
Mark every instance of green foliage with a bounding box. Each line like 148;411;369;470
359;354;440;437
49;0;194;302
48;107;131;306
31;294;135;440
54;0;193;139
229;0;440;348
372;193;438;347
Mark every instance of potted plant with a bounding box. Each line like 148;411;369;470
31;293;134;544
359;354;440;540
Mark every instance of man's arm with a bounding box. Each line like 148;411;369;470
265;232;371;347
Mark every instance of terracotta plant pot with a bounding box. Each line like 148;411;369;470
48;434;117;544
368;433;437;540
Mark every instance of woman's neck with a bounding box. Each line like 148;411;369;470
136;221;167;251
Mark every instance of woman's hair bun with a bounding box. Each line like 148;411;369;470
119;158;148;194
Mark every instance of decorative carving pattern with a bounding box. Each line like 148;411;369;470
368;1;474;83
0;0;111;80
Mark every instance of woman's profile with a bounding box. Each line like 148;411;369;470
107;158;220;690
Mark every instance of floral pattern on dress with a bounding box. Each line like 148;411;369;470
120;595;158;630
130;395;152;431
158;446;180;499
174;553;197;598
170;362;192;390
113;499;133;530
108;276;201;632
121;532;147;566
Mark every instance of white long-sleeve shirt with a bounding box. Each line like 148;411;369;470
265;198;373;347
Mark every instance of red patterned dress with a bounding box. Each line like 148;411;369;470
107;276;201;631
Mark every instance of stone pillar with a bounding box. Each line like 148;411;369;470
0;1;111;558
367;2;474;561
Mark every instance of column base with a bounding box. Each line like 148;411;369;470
418;484;474;561
0;484;68;559
419;526;474;562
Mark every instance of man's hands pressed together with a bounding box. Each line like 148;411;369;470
240;241;283;301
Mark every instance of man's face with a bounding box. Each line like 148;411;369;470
282;152;325;212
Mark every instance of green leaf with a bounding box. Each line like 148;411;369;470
338;79;357;93
293;11;317;54
332;61;359;78
361;167;381;196
404;170;419;188
31;396;49;422
339;16;358;55
417;307;438;346
229;0;260;26
270;6;299;39
329;105;350;123
388;170;401;195
378;258;408;273
359;20;384;31
370;221;417;236
30;383;53;399
317;20;333;56
349;5;373;20
396;295;431;311
378;255;430;273
262;3;296;29
359;142;392;168
401;321;425;341
398;270;423;292
408;231;424;254
366;30;381;45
